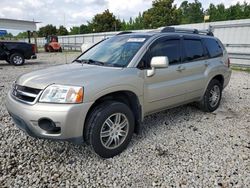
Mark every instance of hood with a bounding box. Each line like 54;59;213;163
17;63;123;89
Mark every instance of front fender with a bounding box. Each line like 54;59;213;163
92;84;143;104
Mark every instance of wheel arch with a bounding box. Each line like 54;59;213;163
211;74;224;86
9;49;25;57
203;74;224;95
84;90;142;137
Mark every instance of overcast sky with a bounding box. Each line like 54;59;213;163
0;0;248;32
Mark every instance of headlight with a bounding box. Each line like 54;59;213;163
39;85;83;103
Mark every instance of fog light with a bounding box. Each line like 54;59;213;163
38;118;61;133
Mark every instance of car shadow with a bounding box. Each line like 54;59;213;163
132;104;200;140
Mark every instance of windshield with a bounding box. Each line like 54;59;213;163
76;35;149;67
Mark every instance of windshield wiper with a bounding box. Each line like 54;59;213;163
74;59;105;66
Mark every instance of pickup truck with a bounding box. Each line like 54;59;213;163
0;41;37;66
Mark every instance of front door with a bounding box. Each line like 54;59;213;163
142;36;188;114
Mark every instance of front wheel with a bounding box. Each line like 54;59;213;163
199;79;222;112
84;101;135;158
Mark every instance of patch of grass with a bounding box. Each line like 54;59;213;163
231;66;250;73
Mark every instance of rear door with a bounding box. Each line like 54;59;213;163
180;36;209;101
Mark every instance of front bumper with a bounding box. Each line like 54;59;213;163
5;91;93;144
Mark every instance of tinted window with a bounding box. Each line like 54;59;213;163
150;39;181;65
204;38;223;58
183;39;206;62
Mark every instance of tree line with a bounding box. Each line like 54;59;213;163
16;0;250;38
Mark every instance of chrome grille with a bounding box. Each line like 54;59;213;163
12;84;42;104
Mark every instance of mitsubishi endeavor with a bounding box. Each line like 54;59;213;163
6;27;231;158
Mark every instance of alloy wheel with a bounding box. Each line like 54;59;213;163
100;113;129;150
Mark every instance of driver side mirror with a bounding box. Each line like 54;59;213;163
147;56;169;77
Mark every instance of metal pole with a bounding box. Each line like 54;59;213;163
34;31;38;53
75;36;76;51
27;30;31;43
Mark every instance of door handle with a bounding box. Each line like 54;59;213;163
176;65;186;72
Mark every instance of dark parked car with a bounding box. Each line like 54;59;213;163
0;41;37;66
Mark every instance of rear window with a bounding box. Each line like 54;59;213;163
183;39;206;62
204;38;223;58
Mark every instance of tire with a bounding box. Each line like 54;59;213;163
44;45;49;52
84;101;135;158
10;53;25;66
199;79;222;112
49;46;54;52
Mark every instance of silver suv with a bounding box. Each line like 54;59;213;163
6;27;231;158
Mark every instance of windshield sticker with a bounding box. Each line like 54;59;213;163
127;38;146;43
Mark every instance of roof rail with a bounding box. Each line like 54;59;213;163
116;31;133;35
160;26;214;36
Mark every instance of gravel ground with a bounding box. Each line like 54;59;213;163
0;53;249;187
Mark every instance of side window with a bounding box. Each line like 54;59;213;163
204;38;223;58
150;39;181;66
138;38;181;69
183;39;206;62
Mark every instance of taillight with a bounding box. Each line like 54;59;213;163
31;44;36;54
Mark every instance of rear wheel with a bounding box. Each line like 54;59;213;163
199;79;222;112
84;101;135;158
48;46;54;52
10;53;25;66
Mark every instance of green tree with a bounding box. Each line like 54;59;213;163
207;4;227;21
57;25;68;36
1;32;14;40
38;24;57;37
134;12;144;30
88;9;122;32
179;1;189;24
142;0;180;29
69;26;80;35
121;19;128;30
5;33;13;38
227;3;246;20
16;31;28;38
242;2;250;18
179;0;204;24
79;24;92;34
206;2;250;22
